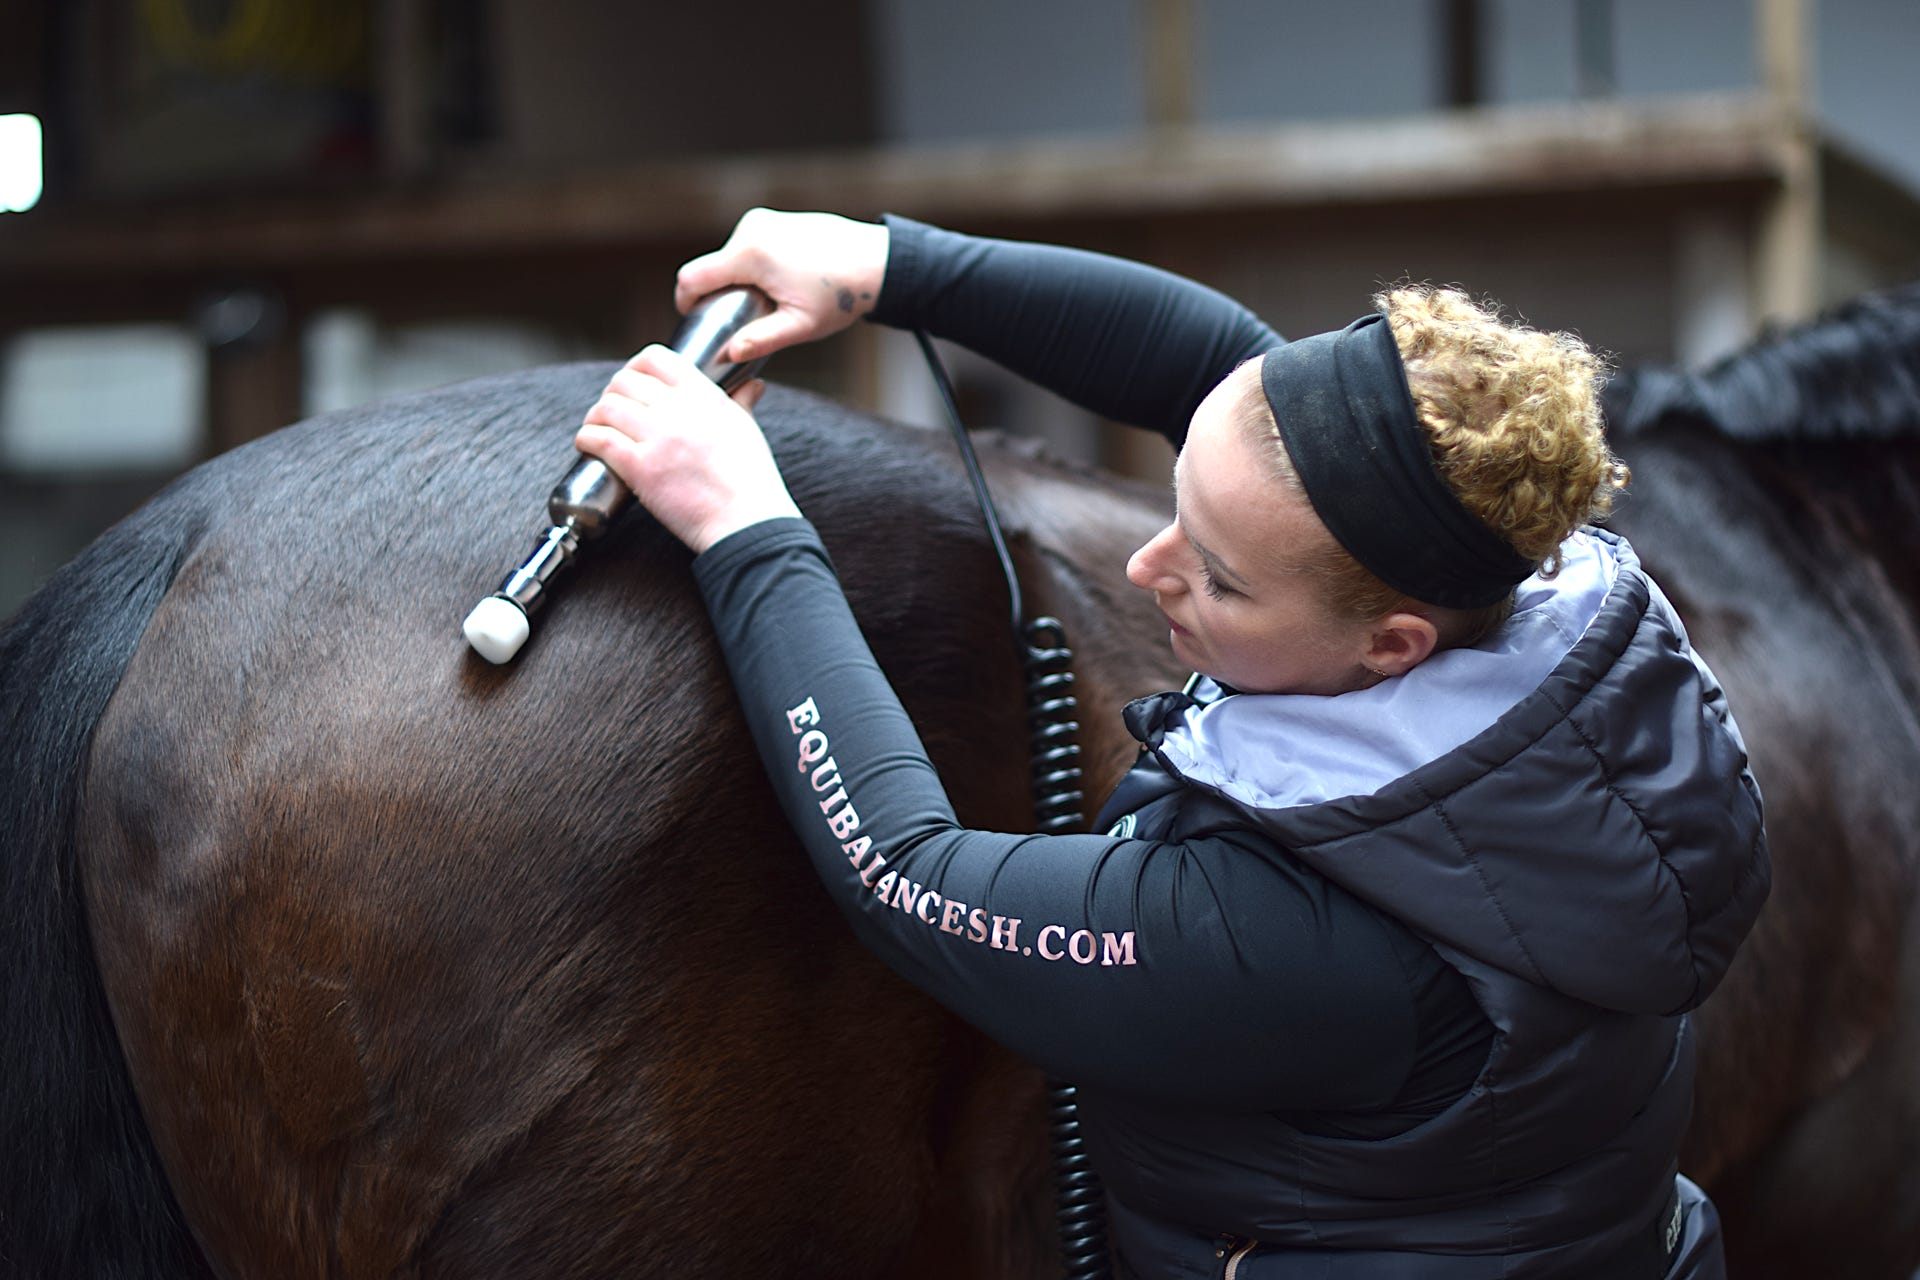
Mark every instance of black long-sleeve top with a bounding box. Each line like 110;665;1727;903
688;218;1485;1115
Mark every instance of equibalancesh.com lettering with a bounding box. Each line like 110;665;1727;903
786;697;1139;968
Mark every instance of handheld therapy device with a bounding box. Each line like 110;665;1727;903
463;287;773;664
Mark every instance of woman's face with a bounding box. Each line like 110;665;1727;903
1126;377;1373;696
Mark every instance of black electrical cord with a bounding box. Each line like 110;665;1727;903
910;331;1025;632
912;331;1111;1280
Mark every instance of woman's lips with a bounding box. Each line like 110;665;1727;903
1162;611;1190;636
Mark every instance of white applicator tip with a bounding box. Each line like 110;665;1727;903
463;596;531;664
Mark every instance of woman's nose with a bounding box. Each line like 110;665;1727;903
1126;523;1185;593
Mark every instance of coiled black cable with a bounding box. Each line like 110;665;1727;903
1048;1076;1110;1279
913;332;1111;1280
1022;619;1086;836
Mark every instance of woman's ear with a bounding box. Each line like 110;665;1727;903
1363;611;1439;677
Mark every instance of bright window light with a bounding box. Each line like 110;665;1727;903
1;114;44;214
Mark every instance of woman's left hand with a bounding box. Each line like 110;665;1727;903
575;345;801;555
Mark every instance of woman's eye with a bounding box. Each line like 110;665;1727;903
1200;565;1231;599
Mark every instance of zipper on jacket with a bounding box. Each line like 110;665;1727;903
1214;1233;1260;1280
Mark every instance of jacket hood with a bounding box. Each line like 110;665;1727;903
1140;530;1768;1016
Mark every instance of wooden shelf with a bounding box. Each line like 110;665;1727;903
0;93;1796;278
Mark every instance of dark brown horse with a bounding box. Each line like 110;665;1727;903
0;370;1174;1280
3;284;1919;1279
1602;289;1920;1279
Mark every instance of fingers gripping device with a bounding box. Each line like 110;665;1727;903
462;287;774;664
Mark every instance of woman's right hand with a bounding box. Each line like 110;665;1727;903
674;208;890;364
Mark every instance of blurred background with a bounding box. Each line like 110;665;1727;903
2;0;1917;618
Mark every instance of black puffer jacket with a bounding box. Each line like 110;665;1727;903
1084;529;1765;1278
694;517;1764;1278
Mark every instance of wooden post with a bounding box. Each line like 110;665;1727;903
203;291;303;457
1441;0;1484;109
1574;0;1616;99
377;0;430;178
1143;0;1194;133
1753;0;1820;323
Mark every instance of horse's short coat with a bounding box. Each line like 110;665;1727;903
5;282;1920;1278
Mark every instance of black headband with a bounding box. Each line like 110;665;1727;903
1259;314;1534;609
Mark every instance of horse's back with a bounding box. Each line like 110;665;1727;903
54;371;1155;1278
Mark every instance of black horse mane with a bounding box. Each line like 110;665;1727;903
1603;280;1920;442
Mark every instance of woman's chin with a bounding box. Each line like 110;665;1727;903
1168;629;1207;672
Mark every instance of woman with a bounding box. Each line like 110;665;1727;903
574;210;1767;1278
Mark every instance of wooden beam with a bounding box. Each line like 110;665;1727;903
1441;0;1484;109
1574;0;1617;99
0;94;1793;280
376;0;431;179
203;306;303;455
1752;0;1819;324
1143;0;1195;130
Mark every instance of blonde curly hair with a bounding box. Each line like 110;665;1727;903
1239;285;1627;647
